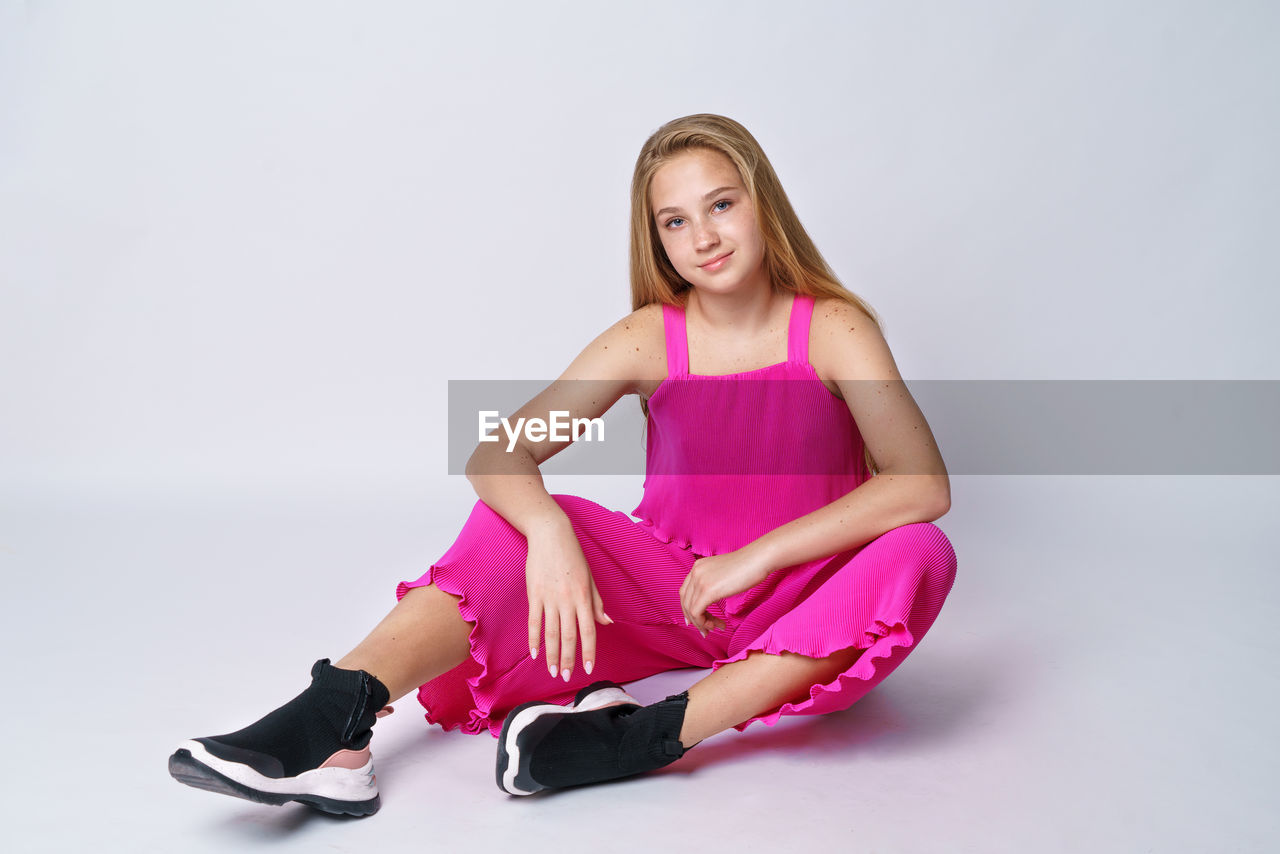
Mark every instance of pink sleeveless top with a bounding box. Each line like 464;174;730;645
631;293;871;557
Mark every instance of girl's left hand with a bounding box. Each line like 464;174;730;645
678;548;773;637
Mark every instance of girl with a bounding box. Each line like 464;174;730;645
169;113;958;815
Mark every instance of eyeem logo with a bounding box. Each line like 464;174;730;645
479;410;605;452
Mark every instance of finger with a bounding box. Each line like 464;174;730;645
544;611;561;679
591;581;612;625
681;582;698;628
558;608;577;681
528;603;542;662
690;596;709;638
577;606;597;676
706;603;727;632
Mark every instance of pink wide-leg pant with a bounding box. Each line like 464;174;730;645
396;494;957;737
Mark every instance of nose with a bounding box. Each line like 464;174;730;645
692;217;719;251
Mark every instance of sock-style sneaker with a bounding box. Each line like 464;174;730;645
496;681;690;795
168;659;391;816
496;680;640;796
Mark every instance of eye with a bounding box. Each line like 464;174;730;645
664;217;685;229
712;200;731;212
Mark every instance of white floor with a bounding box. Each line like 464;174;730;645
2;475;1276;853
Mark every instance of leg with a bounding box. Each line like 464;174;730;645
700;520;959;733
494;646;867;795
169;586;471;817
679;646;865;746
411;494;718;737
504;646;868;746
335;583;472;703
496;522;957;794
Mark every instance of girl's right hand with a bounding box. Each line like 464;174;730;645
525;525;612;682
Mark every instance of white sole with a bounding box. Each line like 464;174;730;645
172;739;378;808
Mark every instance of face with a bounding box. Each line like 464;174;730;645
649;148;769;296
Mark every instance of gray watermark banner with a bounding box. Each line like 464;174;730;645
447;380;1280;475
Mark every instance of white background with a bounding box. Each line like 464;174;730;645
1;2;1276;852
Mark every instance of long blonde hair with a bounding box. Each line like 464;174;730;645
629;113;882;474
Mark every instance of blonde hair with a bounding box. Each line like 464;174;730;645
629;113;882;474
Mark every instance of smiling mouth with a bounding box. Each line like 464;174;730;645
699;252;732;268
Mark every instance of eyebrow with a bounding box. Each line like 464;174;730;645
655;186;740;217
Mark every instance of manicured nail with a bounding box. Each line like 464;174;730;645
585;660;594;675
549;665;556;678
561;668;570;682
531;648;538;660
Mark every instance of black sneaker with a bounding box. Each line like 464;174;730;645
496;681;689;795
169;660;391;816
496;680;641;795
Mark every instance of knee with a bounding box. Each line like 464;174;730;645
879;522;957;576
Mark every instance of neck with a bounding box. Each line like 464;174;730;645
687;280;783;336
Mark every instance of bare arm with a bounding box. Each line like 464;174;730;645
747;299;949;572
463;305;662;679
678;300;951;632
463;307;656;535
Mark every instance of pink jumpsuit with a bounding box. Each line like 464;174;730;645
396;293;958;737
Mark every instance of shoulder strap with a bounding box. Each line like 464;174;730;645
662;302;689;376
786;293;815;364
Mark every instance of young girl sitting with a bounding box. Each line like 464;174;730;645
169;113;958;816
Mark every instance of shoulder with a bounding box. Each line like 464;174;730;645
611;302;666;347
810;295;877;334
560;303;668;393
808;296;901;385
592;302;665;365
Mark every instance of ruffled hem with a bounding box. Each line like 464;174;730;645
711;616;917;732
395;571;513;738
630;510;726;558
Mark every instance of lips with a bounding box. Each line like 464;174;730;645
699;251;733;269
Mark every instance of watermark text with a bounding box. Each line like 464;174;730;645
478;410;605;452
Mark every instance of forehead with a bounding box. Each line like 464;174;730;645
649;149;742;209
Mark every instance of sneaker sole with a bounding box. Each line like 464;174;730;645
495;681;640;796
168;740;380;817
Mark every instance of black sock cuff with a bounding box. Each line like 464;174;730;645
646;691;691;763
311;659;390;703
309;659;391;747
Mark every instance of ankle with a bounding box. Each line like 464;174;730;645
308;659;391;749
641;691;692;762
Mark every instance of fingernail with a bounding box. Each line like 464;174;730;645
549;665;556;678
585;660;594;675
531;648;538;660
561;668;570;682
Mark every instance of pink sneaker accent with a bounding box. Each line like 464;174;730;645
318;747;371;770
